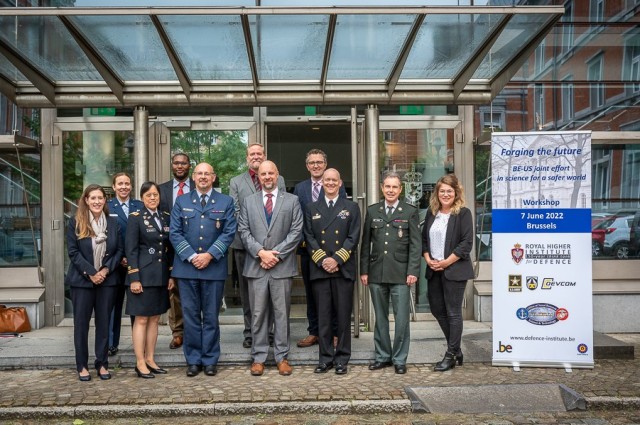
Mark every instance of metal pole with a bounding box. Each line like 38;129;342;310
365;104;379;205
363;104;379;330
133;106;149;199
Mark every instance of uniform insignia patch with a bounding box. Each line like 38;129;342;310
148;248;155;254
130;211;140;216
337;210;350;219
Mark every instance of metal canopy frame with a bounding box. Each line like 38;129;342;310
0;5;564;108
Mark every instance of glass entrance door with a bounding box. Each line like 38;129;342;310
378;118;463;316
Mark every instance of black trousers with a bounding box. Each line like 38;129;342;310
71;285;118;372
427;271;467;354
311;276;354;366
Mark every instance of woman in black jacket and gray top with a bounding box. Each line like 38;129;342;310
65;184;123;381
125;182;175;378
422;174;474;372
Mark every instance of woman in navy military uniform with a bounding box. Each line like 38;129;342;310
125;182;174;378
65;184;123;382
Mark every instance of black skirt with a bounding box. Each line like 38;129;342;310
125;286;170;317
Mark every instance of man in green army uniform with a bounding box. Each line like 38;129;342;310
359;171;421;374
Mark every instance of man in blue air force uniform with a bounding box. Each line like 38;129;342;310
169;162;236;378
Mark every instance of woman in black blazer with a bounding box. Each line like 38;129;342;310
125;182;174;378
65;184;123;381
422;174;474;372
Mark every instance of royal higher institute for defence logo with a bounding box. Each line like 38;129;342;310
511;243;524;264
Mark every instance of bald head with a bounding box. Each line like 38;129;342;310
258;160;279;192
322;168;342;199
193;162;215;193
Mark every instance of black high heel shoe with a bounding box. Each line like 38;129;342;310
146;363;167;374
434;352;456;372
135;366;155;379
96;367;111;380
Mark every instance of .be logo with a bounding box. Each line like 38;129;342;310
496;341;513;353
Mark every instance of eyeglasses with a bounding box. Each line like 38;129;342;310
172;161;189;166
438;189;455;195
307;161;325;166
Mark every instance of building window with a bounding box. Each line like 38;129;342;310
592;147;611;208
481;111;504;131
534;84;545;127
624;33;640;94
588;56;604;109
590;0;605;24
562;1;574;54
535;41;545;74
561;80;574;122
621;147;640;203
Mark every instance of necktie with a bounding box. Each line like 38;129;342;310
252;173;261;191
201;194;207;208
328;199;334;209
121;202;129;216
177;181;185;196
387;206;394;216
312;182;320;202
152;212;161;229
265;193;273;216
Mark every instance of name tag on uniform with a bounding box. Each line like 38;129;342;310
109;214;118;217
312;213;321;220
373;218;383;222
183;208;194;212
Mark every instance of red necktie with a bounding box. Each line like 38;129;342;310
177;181;185;196
252;173;261;191
265;193;273;216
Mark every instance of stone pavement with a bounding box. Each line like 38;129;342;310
0;320;638;420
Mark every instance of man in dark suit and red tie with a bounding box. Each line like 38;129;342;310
158;153;195;351
293;149;346;348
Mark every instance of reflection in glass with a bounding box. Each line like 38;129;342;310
402;14;503;79
70;15;177;81
249;15;328;81
473;13;550;79
0;16;101;81
328;14;414;80
161;15;251;81
0;150;41;268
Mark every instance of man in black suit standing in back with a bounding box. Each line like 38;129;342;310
158;152;194;350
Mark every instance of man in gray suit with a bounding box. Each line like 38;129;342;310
238;161;303;377
229;144;286;349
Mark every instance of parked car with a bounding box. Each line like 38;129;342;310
629;211;640;259
603;215;634;259
591;220;607;257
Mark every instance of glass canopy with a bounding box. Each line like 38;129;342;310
0;5;563;107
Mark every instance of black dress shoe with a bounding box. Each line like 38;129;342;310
146;363;167;374
368;361;393;370
313;362;334;373
335;364;348;375
97;370;111;380
78;372;91;382
394;364;407;374
186;365;202;377
108;346;119;356
135;366;155;379
242;337;252;349
204;365;217;376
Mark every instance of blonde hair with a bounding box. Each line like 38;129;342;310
429;174;465;215
75;184;109;239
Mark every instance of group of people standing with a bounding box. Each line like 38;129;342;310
65;143;473;381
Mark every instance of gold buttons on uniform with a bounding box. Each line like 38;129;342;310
321;230;325;234
335;230;339;234
384;251;387;254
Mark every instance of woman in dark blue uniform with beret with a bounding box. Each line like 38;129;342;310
125;182;174;378
66;184;123;382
